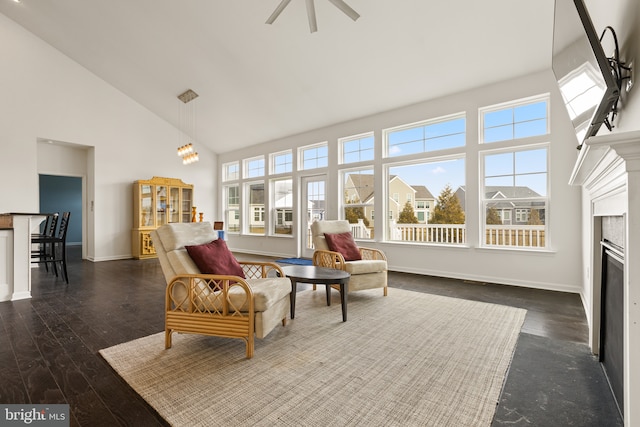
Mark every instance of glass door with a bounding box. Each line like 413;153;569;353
169;187;180;223
140;185;153;227
156;185;167;225
300;175;326;259
181;188;193;222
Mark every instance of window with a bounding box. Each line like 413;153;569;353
481;98;548;143
223;162;239;181
300;143;328;170
245;157;265;178
271;151;293;174
385;114;465;157
271;178;293;236
482;146;548;248
387;157;466;243
245;182;265;234
340;133;374;164
342;169;375;239
224;185;240;232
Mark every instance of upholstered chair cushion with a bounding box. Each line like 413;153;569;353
343;260;387;275
310;220;351;251
155;221;217;252
185;239;245;278
324;232;362;261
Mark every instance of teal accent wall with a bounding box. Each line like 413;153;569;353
39;175;82;245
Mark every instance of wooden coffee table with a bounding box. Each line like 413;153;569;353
280;265;351;322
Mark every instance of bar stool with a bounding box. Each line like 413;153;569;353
31;212;59;271
33;212;71;283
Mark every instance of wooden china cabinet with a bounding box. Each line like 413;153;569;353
132;176;194;259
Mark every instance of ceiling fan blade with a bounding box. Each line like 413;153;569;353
266;0;292;25
327;0;360;21
306;0;318;33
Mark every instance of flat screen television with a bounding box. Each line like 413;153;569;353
552;0;619;148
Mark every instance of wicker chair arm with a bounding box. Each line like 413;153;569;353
166;273;254;317
313;249;347;270
238;261;285;279
358;247;387;261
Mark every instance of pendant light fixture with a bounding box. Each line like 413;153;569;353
177;89;199;165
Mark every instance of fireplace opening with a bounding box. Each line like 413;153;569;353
600;232;624;419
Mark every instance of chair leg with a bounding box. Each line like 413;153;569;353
245;335;254;359
60;243;69;284
383;286;388;296
165;329;173;349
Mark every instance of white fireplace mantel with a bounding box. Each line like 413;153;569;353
569;129;640;426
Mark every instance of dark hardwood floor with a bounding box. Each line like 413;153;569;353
0;247;622;426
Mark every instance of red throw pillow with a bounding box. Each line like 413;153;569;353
324;232;362;261
185;239;245;278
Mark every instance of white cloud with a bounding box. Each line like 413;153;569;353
431;166;446;175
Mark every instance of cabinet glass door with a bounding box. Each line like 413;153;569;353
169;187;180;223
182;188;193;223
140;185;153;227
156;185;167;225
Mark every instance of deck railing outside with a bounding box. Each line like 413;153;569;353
307;222;545;249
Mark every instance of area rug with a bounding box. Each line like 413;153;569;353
100;288;526;427
275;257;313;265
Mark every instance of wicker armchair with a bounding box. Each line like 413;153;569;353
310;220;388;296
151;222;291;359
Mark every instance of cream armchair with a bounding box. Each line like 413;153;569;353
151;222;291;359
310;220;387;296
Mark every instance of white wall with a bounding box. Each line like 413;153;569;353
0;13;217;261
219;70;585;293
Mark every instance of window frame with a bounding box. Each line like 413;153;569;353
299;142;329;171
270;150;293;175
383;112;466;158
270;177;294;237
339;167;376;240
244;156;265;179
339;132;375;165
479;95;550;145
479;143;550;250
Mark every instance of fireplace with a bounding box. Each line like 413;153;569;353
569;130;640;424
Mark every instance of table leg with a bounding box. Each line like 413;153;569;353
290;280;297;319
340;282;348;322
325;284;331;306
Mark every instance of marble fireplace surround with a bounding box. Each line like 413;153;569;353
569;130;640;426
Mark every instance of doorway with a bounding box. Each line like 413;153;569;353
39;175;83;246
300;175;326;258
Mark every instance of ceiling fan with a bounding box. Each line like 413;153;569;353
266;0;360;33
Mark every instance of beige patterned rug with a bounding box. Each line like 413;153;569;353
100;288;526;427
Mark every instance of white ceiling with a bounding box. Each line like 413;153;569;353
0;0;554;154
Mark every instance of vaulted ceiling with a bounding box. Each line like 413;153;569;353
0;0;554;153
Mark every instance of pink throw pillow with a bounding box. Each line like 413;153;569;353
324;232;362;261
185;239;245;278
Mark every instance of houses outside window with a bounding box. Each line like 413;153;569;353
245;182;265;234
387;158;465;243
341;168;375;239
481;145;548;248
224;185;240;232
271;178;293;236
